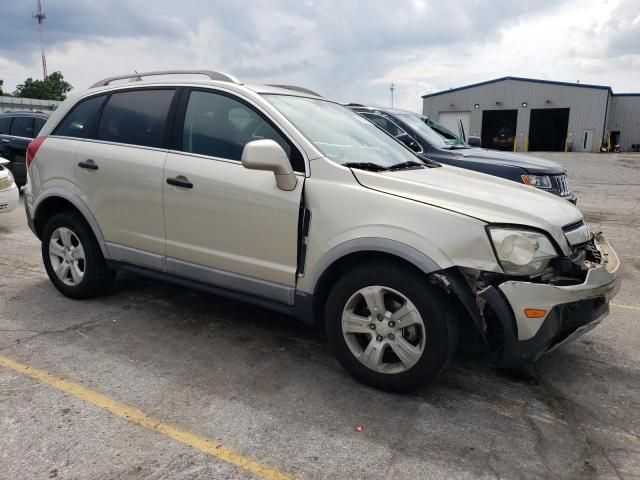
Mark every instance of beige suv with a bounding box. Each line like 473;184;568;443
24;70;621;392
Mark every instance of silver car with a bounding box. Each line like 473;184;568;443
24;70;621;392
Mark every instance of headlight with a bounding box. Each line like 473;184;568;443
521;174;552;189
0;172;15;191
487;227;558;276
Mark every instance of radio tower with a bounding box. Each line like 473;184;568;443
34;0;47;79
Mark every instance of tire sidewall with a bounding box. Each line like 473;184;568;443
325;263;454;392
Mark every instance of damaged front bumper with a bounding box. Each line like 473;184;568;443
480;233;621;367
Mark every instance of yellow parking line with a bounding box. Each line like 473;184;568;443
0;355;293;480
611;303;640;312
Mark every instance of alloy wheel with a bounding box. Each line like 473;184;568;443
341;285;426;374
48;227;86;286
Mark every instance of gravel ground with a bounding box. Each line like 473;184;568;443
0;152;638;479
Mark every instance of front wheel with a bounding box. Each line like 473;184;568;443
325;262;458;392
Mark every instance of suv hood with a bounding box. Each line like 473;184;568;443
452;148;565;174
353;164;582;247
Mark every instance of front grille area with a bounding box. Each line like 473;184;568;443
563;219;592;246
552;174;571;196
562;219;585;233
576;238;603;263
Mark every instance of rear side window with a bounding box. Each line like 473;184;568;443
97;89;174;148
34;117;47;136
181;90;304;171
0;117;12;134
54;96;104;138
10;116;34;138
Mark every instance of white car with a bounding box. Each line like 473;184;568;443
24;70;621;392
0;158;19;213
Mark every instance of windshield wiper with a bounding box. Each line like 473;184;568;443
386;161;425;171
342;162;389;172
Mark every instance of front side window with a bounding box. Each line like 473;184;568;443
181;90;304;171
54;96;104;138
10;116;34;138
0;117;12;135
97;89;174;148
265;95;421;169
361;113;404;137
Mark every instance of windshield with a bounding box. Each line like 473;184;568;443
398;113;468;149
264;95;423;169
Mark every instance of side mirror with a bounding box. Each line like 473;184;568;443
241;139;298;191
467;136;482;148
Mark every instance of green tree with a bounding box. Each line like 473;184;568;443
0;79;4;96
13;71;72;101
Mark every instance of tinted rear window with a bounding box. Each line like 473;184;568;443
97;89;174;148
54;96;104;138
34;117;47;136
10;116;34;138
0;117;11;135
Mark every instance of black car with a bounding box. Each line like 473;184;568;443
349;105;576;203
0;111;50;187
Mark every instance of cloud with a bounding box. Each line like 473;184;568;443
0;0;638;110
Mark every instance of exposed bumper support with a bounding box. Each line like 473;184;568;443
480;233;621;366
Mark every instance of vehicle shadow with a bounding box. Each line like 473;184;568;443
10;272;637;479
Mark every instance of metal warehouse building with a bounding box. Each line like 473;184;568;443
422;77;640;153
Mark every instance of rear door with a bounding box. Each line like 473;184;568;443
75;88;176;267
162;89;304;303
0;116;14;161
0;116;33;185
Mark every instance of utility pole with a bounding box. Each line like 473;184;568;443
34;0;47;79
390;83;395;108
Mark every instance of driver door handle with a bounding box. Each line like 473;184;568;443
166;176;193;189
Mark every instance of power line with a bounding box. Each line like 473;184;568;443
33;0;47;79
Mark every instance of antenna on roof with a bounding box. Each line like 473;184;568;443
390;83;395;108
33;0;47;79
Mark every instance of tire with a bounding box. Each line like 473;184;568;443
325;261;459;392
41;211;115;299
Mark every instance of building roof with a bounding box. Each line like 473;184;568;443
420;76;636;99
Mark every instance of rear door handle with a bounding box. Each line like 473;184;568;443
166;176;193;189
78;159;98;170
1;139;9;143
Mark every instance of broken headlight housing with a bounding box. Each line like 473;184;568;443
487;227;558;276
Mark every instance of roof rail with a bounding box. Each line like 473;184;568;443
267;84;323;97
90;70;240;88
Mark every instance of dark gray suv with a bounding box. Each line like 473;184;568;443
0;111;49;187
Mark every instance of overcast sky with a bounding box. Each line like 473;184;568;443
1;0;638;110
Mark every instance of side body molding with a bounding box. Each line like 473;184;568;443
302;237;442;295
32;188;110;259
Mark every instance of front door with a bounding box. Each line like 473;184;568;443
163;89;304;303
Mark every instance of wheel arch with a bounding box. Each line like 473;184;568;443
303;239;488;347
304;239;439;324
33;189;109;258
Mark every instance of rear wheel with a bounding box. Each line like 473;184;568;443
42;212;115;299
325;261;458;392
